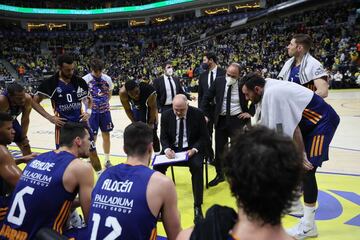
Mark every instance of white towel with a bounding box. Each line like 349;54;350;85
278;53;328;85
259;79;313;137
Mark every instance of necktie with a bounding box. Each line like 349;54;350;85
168;77;175;100
210;71;216;105
178;118;184;150
226;85;232;121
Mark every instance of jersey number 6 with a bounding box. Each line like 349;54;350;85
7;186;35;226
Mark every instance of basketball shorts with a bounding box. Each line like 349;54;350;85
89;111;114;135
304;107;340;167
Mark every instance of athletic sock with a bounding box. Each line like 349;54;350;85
303;205;316;225
104;153;110;163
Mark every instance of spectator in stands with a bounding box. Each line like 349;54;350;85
333;70;343;88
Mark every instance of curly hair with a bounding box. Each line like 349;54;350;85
223;126;303;226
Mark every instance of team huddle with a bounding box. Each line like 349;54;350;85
0;34;339;240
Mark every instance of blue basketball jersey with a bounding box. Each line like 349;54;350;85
85;164;158;240
289;65;300;85
51;81;84;122
0;151;77;240
289;65;317;91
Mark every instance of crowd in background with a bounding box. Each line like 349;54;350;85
0;1;359;94
0;62;12;84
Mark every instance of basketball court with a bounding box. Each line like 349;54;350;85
9;89;360;239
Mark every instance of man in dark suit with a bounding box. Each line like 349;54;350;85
152;61;192;112
201;63;255;187
198;52;226;160
154;94;209;224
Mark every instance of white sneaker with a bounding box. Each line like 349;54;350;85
286;218;318;239
66;210;84;229
288;199;304;217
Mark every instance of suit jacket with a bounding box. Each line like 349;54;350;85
152;75;190;109
200;76;255;127
197;67;226;108
160;106;209;155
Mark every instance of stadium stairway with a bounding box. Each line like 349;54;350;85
0;58;19;81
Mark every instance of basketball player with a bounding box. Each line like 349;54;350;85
0;83;33;155
176;126;303;240
0;122;94;239
278;34;330;217
83;58;114;168
278;34;328;98
119;80;160;152
80;122;181;240
241;73;340;239
280;35;328;216
31;54;102;172
0;112;37;222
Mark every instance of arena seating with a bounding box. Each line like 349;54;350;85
0;1;358;93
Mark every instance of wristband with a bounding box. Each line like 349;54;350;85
86;109;92;115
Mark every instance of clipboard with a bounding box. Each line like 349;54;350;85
151;151;189;166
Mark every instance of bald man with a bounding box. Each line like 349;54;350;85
201;63;255;187
154;94;210;224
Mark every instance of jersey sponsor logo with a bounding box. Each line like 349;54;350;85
29;160;55;172
93;194;133;214
58;102;82;112
21;169;52;187
101;179;133;193
0;224;28;240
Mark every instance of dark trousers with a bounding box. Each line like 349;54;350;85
205;105;215;159
153;128;160;152
214;115;248;175
153;148;204;206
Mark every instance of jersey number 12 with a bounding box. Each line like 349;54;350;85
90;213;122;240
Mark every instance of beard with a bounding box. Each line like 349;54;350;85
79;150;90;159
252;94;262;104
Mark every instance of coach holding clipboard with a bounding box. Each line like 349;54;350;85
153;94;210;224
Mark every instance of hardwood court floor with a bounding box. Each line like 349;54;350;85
10;89;360;239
